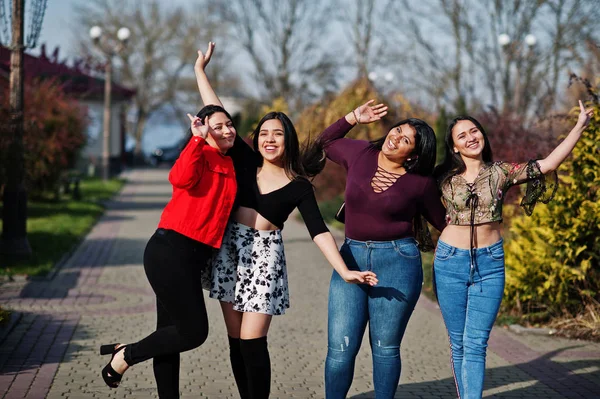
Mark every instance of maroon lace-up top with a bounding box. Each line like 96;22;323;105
319;117;446;242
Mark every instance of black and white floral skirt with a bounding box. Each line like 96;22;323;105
207;221;289;315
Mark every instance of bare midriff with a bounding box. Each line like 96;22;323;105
439;221;502;249
233;206;279;231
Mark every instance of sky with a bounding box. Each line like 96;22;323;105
31;0;188;58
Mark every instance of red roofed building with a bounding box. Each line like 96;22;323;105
0;44;136;175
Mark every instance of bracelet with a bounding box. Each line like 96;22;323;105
352;109;360;125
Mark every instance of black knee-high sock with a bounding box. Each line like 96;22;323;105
228;336;249;399
240;336;270;399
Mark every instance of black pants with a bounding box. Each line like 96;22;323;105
124;228;212;399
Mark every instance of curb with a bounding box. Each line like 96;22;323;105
509;324;557;336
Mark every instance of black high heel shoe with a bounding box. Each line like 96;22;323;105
100;343;127;388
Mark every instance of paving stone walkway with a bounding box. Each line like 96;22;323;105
1;168;599;398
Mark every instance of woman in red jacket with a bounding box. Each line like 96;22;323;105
99;105;238;398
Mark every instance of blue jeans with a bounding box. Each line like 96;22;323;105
325;237;423;399
434;239;505;399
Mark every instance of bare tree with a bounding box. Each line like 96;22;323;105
334;0;399;80
390;0;600;120
73;0;229;155
216;0;340;110
340;0;377;79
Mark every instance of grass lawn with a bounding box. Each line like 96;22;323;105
0;178;125;277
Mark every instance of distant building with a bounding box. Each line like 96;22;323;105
0;44;135;176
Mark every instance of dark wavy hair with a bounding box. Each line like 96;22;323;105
433;115;494;186
183;104;234;145
252;112;316;179
370;118;438;176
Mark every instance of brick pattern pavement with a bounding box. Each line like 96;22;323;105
1;168;599;398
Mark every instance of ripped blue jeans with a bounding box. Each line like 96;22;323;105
325;237;423;399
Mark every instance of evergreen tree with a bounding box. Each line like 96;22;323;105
503;103;600;318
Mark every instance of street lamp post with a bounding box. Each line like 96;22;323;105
89;26;130;181
498;33;537;113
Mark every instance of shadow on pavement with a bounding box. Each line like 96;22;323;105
0;311;79;376
349;348;600;398
19;271;81;298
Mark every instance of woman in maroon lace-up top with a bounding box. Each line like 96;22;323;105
317;101;446;399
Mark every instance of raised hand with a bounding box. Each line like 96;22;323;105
353;100;388;124
577;100;594;129
187;113;209;139
341;270;379;286
194;41;215;73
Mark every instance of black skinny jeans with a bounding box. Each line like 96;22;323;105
124;228;212;398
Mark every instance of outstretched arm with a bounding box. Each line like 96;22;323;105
298;188;376;285
318;100;388;168
195;42;257;162
345;99;389;126
194;41;223;107
313;232;378;286
537;100;594;174
319;100;388;144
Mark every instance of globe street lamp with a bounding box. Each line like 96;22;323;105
89;25;130;181
498;33;537;50
524;34;537;47
368;70;395;86
498;33;537;113
498;33;511;47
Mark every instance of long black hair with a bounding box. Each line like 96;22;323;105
302;117;438;180
183;104;234;145
371;118;438;176
252;111;311;179
434;115;494;186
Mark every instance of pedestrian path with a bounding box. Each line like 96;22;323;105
1;168;599;398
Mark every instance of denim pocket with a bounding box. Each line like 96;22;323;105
487;244;505;260
434;244;454;261
394;242;420;259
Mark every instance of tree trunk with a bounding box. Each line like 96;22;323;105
1;0;31;258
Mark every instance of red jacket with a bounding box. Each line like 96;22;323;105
158;136;237;248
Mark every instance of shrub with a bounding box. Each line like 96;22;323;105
0;78;87;195
503;103;600;319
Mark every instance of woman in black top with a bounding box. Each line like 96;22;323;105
195;43;378;399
